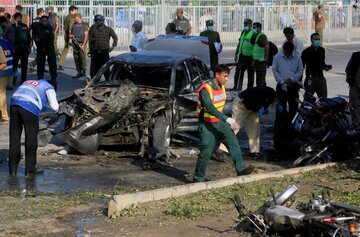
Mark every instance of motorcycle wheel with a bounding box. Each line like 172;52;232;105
293;151;331;167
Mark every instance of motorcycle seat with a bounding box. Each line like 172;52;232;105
316;97;347;114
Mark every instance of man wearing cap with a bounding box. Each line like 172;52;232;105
89;14;118;79
13;5;29;26
58;5;78;71
47;6;60;57
32;16;57;90
200;19;222;71
29;8;45;71
172;8;191;35
234;19;257;91
71;13;88;78
252;22;269;87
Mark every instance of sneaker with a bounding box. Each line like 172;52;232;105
25;168;44;178
210;152;226;162
237;166;255;176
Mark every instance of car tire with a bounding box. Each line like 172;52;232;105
151;116;171;159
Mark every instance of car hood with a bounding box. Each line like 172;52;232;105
146;35;210;67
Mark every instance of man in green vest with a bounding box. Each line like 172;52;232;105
234;18;257;91
200;19;221;71
58;5;77;71
252;22;269;87
193;64;254;182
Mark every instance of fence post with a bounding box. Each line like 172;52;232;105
346;5;352;42
264;5;269;34
327;6;331;43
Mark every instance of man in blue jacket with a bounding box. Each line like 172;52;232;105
9;79;59;177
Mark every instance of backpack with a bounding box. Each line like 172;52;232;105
268;41;278;67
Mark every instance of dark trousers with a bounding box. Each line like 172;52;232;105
304;76;327;99
90;49;110;80
234;56;254;91
36;48;57;84
9;106;39;174
13;51;29;85
72;44;86;73
276;83;299;120
254;60;267;87
209;54;219;72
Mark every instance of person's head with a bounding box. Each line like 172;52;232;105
318;4;324;10
283;41;295;57
13;12;22;23
206;19;214;31
214;64;230;86
252;22;262;33
47;6;54;14
165;22;177;34
40;15;49;27
37;8;45;17
15;5;23;13
94;14;105;26
176;8;184;19
74;13;82;23
243;18;252;31
0;7;5;17
5;13;11;22
131;20;143;34
0;16;7;29
310;32;321;47
283;27;295;41
69;5;78;14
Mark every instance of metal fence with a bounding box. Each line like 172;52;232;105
3;1;360;50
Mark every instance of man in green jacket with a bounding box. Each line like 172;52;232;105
252;22;269;87
194;64;254;182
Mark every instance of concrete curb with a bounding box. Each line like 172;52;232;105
108;162;337;217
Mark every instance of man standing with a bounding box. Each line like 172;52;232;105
129;20;147;52
12;12;31;86
252;22;269;87
302;33;331;99
58;5;77;71
282;27;304;55
200;20;221;71
272;41;303;120
29;8;45;71
89;14;118;79
314;5;325;46
231;86;275;158
71;13;88;78
13;5;29;26
172;8;191;35
234;19;256;91
47;6;60;57
9;79;58;177
0;39;12;123
346;51;360;129
32;16;57;89
193;64;253;182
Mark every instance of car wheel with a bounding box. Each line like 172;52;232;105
151;116;171;159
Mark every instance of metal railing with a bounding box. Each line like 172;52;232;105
3;2;360;50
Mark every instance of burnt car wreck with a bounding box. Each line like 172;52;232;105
57;49;212;156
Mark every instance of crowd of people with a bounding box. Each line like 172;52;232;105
0;4;359;181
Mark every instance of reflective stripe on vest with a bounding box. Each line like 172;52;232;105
253;32;266;60
0;39;13;77
196;82;226;123
12;84;43;109
239;30;254;57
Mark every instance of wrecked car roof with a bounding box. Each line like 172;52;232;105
112;50;194;65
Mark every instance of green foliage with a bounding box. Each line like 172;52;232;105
110;203;139;219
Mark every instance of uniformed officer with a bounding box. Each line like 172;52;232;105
234;19;256;91
58;5;77;71
200;19;222;71
0;38;13;122
9;79;59;177
71;13;88;78
29;8;45;71
12;5;29;26
252;22;269;87
47;6;60;57
12;12;31;86
32;15;57;89
89;14;118;79
193;64;254;182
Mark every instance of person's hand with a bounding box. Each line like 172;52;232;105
129;45;137;52
226;117;236;126
81;44;86;51
109;46;115;52
285;79;293;85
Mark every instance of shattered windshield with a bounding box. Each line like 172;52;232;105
110;63;172;89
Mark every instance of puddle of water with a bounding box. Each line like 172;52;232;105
75;217;96;237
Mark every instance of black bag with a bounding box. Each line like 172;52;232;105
267;41;278;67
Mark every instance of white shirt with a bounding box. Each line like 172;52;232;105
282;36;304;55
46;89;59;112
130;31;148;52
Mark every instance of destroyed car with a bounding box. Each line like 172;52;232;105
57;36;237;156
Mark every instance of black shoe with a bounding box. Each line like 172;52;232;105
44;69;49;73
237;166;255;176
72;73;82;79
57;65;64;71
210;152;226;162
25;168;44;178
9;170;17;177
249;153;262;160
